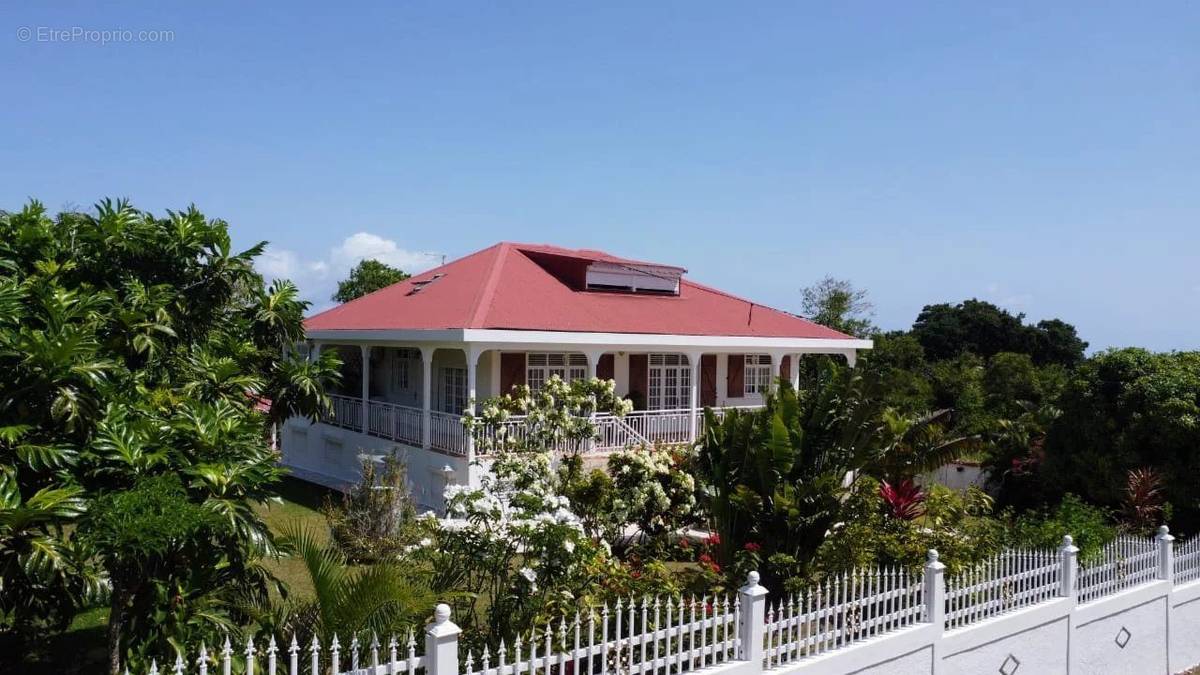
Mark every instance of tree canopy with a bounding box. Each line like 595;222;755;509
800;276;876;338
910;299;1087;366
332;259;410;303
0;199;339;673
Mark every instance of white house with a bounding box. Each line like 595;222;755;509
282;242;871;511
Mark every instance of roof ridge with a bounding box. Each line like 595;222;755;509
467;242;511;328
681;277;853;338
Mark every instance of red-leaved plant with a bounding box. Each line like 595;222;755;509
879;479;926;520
1122;467;1165;533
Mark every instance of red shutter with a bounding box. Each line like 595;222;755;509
500;352;526;394
628;354;648;410
781;355;791;384
726;354;744;398
597;354;615;381
700;354;717;407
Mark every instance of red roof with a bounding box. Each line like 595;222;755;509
305;242;853;340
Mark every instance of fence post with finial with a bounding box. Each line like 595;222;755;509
425;603;461;675
923;549;946;631
1157;525;1175;582
1059;535;1079;602
737;571;768;665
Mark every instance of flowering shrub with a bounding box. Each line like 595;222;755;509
417;450;608;645
609;443;697;546
463;376;633;456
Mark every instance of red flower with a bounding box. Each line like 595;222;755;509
679;538;691;549
706;533;721;546
698;552;713;564
743;542;762;552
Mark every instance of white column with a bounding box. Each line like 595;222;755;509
421;348;434;449
583;349;605;380
790;353;801;390
310;342;322;361
688;353;701;442
924;549;946;629
465;347;478;461
424;604;461;675
360;345;370;431
737;571;768;663
770;350;789;394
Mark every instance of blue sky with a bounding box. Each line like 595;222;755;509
2;2;1197;351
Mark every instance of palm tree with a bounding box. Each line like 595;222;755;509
257;524;434;650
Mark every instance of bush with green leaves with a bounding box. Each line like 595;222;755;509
323;453;420;563
1003;494;1116;562
0;200;340;673
811;478;1004;583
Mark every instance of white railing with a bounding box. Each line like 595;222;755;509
465;595;740;675
326;394;364;431
322;403;765;456
429;410;469;456
944;548;1060;630
1177;536;1200;585
594;413;650;451
625;409;694;445
764;567;923;668
367;400;424;447
1077;534;1159;604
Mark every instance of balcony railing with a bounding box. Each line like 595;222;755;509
320;394;763;457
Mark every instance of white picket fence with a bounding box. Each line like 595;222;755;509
944;547;1060;630
463;595;739;675
136;527;1200;675
1077;534;1160;603
762;567;923;668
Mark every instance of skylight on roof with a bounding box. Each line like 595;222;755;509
585;262;680;295
406;273;444;296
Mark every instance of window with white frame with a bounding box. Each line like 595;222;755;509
743;354;773;395
390;348;419;391
439;367;467;414
526;353;588;393
648;353;690;410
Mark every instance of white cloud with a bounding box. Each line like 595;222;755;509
256;232;441;308
981;282;1032;310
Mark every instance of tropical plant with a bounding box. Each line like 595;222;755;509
695;364;883;588
0;199;340;673
867;408;980;483
258;523;433;650
324;453;420;563
878;479;925;520
1121;467;1167;534
813;478;1003;580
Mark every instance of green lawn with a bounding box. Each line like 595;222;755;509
254;476;339;599
16;476;335;673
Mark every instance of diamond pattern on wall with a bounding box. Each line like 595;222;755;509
999;654;1021;675
1115;626;1132;649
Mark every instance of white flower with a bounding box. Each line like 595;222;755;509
519;567;537;583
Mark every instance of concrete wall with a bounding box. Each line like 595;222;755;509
280;418;470;513
767;578;1200;675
